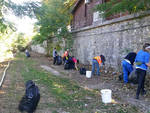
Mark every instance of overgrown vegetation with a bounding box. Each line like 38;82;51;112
32;0;76;50
96;0;150;18
10;53;140;113
0;0;35;61
0;0;77;56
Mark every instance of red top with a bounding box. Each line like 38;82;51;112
72;57;77;63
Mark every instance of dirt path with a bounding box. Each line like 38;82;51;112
0;61;25;113
0;52;150;113
32;52;150;113
0;55;63;113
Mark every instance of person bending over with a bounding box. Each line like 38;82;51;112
92;55;105;76
122;52;136;84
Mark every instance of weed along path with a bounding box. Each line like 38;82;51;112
0;52;149;113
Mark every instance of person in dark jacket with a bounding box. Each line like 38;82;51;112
25;49;30;57
122;52;137;83
135;43;150;99
53;48;57;65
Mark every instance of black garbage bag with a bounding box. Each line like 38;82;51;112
80;68;86;75
56;56;62;65
129;69;138;84
18;80;40;113
118;73;123;81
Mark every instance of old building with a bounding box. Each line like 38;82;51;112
71;0;102;29
71;0;127;30
71;0;150;69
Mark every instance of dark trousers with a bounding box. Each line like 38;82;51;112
136;68;146;96
53;56;57;64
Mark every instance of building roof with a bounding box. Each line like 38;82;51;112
71;0;82;14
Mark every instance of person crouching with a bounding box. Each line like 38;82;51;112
122;52;137;84
25;49;30;58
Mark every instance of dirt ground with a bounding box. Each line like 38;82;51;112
32;52;150;113
34;52;150;113
0;52;150;113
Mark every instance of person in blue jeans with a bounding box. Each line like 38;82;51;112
122;52;136;83
135;43;150;99
92;55;105;76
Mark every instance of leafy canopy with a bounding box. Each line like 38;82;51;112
33;0;76;43
96;0;150;17
0;0;40;35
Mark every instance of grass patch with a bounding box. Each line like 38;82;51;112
11;53;140;113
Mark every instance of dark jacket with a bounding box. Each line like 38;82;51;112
124;52;136;65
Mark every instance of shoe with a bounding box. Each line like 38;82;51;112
135;95;139;99
141;90;146;96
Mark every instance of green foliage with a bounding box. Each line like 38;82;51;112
33;0;69;39
0;0;40;35
0;0;18;35
96;0;150;18
32;0;75;44
15;34;26;51
3;0;40;17
0;19;7;33
11;33;30;52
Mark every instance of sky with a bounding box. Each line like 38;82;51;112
4;0;41;36
4;13;37;35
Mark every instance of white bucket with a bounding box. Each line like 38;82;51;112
86;71;92;78
101;89;112;104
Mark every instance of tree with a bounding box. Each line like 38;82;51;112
0;0;40;35
32;0;76;43
96;0;150;18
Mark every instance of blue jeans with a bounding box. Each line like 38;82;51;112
122;60;133;83
92;59;100;76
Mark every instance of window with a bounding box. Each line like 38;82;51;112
93;11;104;23
85;0;90;4
84;4;87;17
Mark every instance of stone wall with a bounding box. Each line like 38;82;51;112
31;41;47;55
72;11;150;69
31;38;66;56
